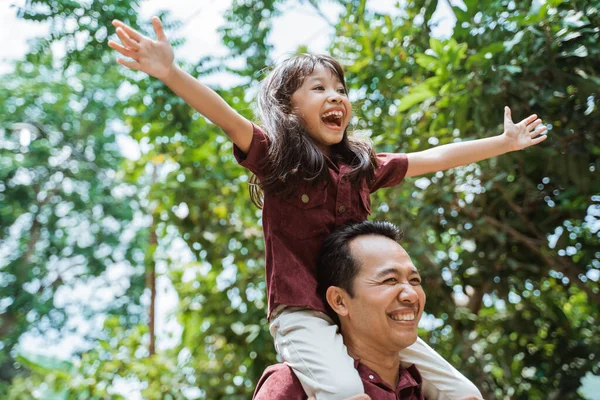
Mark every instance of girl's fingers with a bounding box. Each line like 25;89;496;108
152;16;167;41
531;134;548;145
116;27;140;51
530;125;547;138
504;106;513;123
108;40;138;60
519;114;537;126
112;19;144;42
527;118;543;131
117;58;141;70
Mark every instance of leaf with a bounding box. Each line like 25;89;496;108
15;349;73;375
397;87;436;112
452;6;470;23
480;42;505;56
499;65;522;75
562;10;589;28
415;54;439;71
429;38;443;57
504;31;525;51
575;68;600;86
559;31;582;42
559;45;588;58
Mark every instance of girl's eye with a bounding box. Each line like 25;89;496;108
313;85;325;91
337;88;347;94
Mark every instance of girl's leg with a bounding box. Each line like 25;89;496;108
270;307;364;400
399;337;483;400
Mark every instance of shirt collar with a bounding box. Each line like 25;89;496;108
354;359;422;392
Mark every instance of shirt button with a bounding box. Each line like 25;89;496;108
369;375;374;380
301;194;309;203
338;205;346;215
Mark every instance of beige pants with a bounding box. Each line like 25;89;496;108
270;307;482;400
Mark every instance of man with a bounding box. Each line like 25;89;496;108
254;221;427;399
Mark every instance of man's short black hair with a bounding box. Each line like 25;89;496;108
316;220;403;302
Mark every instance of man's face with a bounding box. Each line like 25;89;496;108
341;235;425;352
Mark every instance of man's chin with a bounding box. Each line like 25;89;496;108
392;332;419;350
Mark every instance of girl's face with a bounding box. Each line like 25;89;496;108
290;65;352;157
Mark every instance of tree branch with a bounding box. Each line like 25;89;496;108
474;213;600;304
302;0;336;27
493;182;545;240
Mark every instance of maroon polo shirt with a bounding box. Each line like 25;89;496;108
252;361;424;399
234;124;408;318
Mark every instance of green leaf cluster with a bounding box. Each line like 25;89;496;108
2;0;599;399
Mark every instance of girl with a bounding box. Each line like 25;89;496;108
109;17;547;399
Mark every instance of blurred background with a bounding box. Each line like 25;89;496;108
1;0;599;399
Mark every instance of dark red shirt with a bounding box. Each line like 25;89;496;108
234;125;408;318
253;361;424;400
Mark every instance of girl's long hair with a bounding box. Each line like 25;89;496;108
250;54;377;208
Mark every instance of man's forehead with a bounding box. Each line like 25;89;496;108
349;235;417;274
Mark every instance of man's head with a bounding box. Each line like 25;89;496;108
316;221;425;352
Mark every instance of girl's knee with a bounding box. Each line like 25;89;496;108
453;381;483;399
326;376;364;399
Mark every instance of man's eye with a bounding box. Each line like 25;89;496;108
383;278;397;284
411;278;422;285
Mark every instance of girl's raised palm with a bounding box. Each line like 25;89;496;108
108;16;174;80
502;106;548;151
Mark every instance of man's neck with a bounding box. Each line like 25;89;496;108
344;334;402;389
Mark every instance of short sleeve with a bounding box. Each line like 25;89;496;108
369;152;408;193
233;123;270;178
253;364;306;400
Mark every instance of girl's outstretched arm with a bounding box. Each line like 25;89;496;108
405;106;548;178
108;16;253;153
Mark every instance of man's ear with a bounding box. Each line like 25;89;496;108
326;286;349;317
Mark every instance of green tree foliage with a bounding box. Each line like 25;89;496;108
335;0;599;398
0;0;153;394
3;0;599;399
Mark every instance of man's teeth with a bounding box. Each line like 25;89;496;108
322;110;343;118
389;313;415;321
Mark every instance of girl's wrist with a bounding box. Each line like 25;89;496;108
499;132;516;153
160;62;179;84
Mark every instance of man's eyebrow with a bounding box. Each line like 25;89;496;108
373;268;399;280
373;267;420;279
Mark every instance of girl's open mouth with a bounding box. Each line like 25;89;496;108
321;110;344;129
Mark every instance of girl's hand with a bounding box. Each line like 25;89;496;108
108;16;174;80
502;106;548;151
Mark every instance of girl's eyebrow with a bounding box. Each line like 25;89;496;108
306;74;341;84
306;75;323;82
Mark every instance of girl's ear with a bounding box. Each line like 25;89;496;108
326;286;349;317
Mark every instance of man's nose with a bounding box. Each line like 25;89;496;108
398;284;418;303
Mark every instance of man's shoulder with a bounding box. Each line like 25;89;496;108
253;362;423;399
253;363;307;400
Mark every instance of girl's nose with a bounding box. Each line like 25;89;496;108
327;91;342;103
